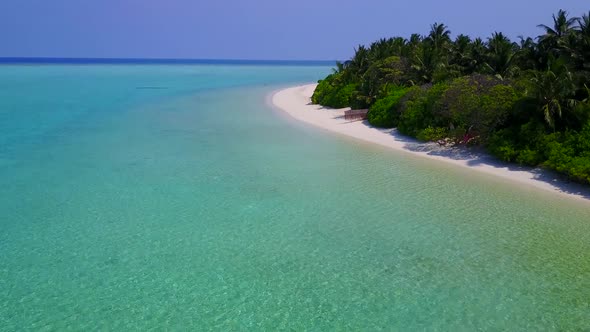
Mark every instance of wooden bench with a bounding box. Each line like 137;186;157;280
344;109;368;121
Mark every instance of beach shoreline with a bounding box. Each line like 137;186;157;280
271;83;590;203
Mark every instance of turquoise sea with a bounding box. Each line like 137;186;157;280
1;62;590;330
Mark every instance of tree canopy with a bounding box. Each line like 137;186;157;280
311;9;590;184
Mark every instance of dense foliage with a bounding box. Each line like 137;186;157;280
311;10;590;184
366;86;412;127
311;75;356;108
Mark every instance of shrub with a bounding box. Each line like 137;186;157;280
544;135;574;172
487;129;519;162
540;126;590;184
565;156;590;184
397;83;449;136
569;101;590;131
322;83;356;109
311;75;356;108
494;146;519;162
312;76;334;104
487;119;550;165
515;149;544;165
367;86;411;128
358;56;412;105
438;75;519;144
416;126;448;142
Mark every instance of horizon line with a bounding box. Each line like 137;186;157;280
0;57;339;65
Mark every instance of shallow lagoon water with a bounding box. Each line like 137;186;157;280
1;64;589;330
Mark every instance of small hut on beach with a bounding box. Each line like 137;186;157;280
343;109;368;121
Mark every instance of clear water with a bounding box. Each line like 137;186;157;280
1;64;589;330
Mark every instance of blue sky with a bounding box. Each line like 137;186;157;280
0;0;587;60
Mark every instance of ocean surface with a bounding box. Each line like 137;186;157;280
1;62;589;330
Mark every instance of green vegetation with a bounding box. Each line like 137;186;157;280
311;75;356;108
366;86;412;127
311;9;590;184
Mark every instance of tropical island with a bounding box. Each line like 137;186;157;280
308;10;590;185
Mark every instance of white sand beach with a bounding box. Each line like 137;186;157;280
271;83;590;203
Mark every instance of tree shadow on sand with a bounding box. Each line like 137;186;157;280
374;124;590;201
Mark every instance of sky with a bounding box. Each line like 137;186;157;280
0;0;588;60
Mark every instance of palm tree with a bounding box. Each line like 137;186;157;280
368;38;392;62
530;57;577;129
449;34;475;75
575;11;590;70
411;23;453;82
348;45;370;81
411;42;440;83
453;34;472;52
514;36;540;71
578;11;590;35
391;37;409;57
470;38;488;73
485;32;518;78
408;33;422;48
406;34;422;60
427;23;452;53
370;37;408;59
333;61;346;74
537;10;579;52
